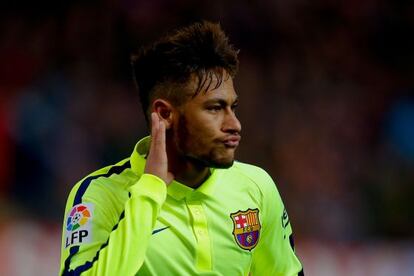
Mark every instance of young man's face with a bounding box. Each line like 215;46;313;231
172;75;242;168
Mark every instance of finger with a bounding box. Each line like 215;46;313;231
166;172;174;184
151;111;166;154
150;112;159;153
157;120;166;155
151;112;159;137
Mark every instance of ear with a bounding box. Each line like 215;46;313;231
151;99;174;129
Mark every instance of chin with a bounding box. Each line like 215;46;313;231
186;154;235;169
208;157;235;169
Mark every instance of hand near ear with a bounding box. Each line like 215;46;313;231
144;112;174;185
152;99;173;129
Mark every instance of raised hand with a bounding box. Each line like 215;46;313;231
144;112;174;185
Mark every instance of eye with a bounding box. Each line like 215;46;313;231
231;103;238;112
207;105;222;112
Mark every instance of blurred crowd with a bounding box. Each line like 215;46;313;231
1;0;413;243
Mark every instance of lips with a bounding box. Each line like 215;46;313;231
222;135;241;148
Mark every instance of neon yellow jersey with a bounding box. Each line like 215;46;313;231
60;137;303;275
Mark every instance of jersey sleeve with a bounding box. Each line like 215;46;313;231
59;173;167;276
250;170;304;276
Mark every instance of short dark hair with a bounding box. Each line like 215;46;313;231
131;21;239;122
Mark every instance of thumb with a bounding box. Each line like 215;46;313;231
166;172;174;185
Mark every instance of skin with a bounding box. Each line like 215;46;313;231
144;74;241;188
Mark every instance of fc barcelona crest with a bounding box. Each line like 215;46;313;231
230;208;261;251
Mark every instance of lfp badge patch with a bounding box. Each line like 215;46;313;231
230;208;261;251
65;203;94;248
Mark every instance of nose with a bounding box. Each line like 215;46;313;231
222;109;241;134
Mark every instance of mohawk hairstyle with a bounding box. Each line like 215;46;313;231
131;21;239;122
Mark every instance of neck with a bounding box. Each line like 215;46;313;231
172;160;210;189
166;140;210;189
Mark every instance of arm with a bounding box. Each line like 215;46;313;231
59;173;167;276
250;172;304;276
60;113;173;275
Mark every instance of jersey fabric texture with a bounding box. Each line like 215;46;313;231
60;136;303;275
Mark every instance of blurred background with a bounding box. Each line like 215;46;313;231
1;0;414;275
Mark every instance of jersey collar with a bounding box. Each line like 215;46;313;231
130;136;222;201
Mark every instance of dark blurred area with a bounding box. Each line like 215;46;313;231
1;0;414;274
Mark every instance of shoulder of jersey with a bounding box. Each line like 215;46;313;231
70;158;135;197
231;161;274;186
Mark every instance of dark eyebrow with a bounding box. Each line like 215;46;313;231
204;97;239;106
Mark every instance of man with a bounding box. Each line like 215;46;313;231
60;21;303;275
